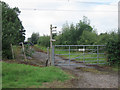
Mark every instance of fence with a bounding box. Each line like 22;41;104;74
52;45;107;66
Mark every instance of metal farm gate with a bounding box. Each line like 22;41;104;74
51;45;107;66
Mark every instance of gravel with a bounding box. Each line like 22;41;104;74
31;51;118;88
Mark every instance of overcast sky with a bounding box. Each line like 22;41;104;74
2;0;119;40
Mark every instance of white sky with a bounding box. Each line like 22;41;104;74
2;0;119;40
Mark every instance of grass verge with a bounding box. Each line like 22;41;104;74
2;62;70;88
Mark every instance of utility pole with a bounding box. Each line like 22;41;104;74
50;24;57;66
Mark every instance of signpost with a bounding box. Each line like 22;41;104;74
50;24;57;66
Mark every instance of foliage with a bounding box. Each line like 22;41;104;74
77;30;98;45
106;32;120;65
2;62;70;88
29;16;119;65
30;32;39;44
55;16;93;45
97;33;110;45
13;45;34;60
37;35;50;47
1;1;25;59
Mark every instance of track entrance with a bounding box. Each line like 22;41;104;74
52;45;107;66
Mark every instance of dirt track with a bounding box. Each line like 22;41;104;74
31;50;118;88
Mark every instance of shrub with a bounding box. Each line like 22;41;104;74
106;34;120;65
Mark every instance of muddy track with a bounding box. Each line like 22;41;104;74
30;50;118;88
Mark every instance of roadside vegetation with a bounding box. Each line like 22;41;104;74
2;1;25;59
2;62;70;88
30;16;119;66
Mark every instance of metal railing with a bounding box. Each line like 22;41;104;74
52;45;107;66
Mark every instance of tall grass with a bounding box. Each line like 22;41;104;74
13;46;23;60
2;62;70;88
34;45;48;52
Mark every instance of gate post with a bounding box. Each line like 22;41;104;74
97;45;99;65
51;45;55;66
69;46;71;65
83;46;85;64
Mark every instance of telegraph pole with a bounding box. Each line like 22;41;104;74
50;24;57;66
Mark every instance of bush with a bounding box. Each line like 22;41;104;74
106;35;120;65
2;48;12;59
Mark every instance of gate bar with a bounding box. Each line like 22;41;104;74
97;46;99;65
55;45;105;47
69;46;70;65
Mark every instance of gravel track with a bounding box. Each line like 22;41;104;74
31;51;118;88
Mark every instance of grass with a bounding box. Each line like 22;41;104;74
2;62;70;88
13;46;23;59
55;49;107;64
34;45;48;52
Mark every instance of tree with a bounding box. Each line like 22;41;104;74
77;30;98;45
2;1;25;59
105;31;119;65
75;16;93;43
55;22;70;45
55;16;93;45
37;35;50;47
31;32;39;44
97;33;110;45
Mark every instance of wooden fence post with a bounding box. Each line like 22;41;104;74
22;42;27;60
11;44;14;59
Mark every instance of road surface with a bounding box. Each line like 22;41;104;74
31;51;118;88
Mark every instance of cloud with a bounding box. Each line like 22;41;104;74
2;0;119;39
87;3;118;34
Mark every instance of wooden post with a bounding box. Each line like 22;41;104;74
10;44;14;59
22;42;26;60
47;47;50;62
50;24;52;65
46;47;50;66
50;24;57;66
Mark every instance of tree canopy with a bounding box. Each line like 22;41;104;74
30;32;39;44
55;16;94;45
1;1;26;59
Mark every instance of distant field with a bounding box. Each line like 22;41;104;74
2;62;70;88
55;50;107;64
